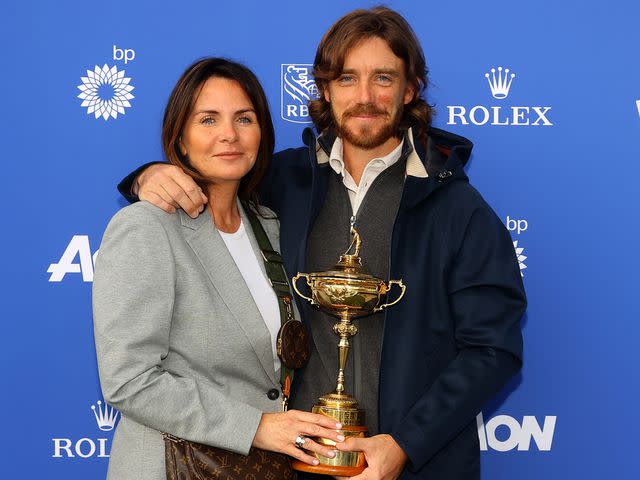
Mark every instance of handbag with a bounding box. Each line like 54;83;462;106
163;204;309;480
164;434;295;480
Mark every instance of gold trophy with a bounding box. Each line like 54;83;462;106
291;228;406;476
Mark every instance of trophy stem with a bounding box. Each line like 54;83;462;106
334;312;357;395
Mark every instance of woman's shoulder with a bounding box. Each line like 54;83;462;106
104;201;183;238
245;203;280;243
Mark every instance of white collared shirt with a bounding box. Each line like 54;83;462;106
328;137;404;215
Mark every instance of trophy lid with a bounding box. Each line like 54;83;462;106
308;228;382;283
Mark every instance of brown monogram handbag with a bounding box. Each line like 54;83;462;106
164;434;295;480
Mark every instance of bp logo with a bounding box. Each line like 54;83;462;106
77;64;135;120
506;216;528;277
513;240;527;276
281;64;319;124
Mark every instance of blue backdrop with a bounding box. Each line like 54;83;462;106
3;0;639;478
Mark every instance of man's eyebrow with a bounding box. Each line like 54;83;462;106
372;68;400;76
338;68;400;76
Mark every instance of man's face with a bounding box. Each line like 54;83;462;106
324;36;415;150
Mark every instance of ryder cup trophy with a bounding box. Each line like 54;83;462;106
291;228;406;476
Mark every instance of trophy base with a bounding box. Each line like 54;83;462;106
291;393;368;477
291;460;365;477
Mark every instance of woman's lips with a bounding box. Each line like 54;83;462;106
214;151;243;159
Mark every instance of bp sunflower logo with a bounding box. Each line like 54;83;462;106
77;64;135;120
513;240;527;276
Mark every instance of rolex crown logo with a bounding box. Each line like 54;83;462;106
485;66;515;99
91;400;119;431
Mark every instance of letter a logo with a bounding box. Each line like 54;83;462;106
47;235;97;282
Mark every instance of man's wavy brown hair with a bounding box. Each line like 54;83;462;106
309;6;433;147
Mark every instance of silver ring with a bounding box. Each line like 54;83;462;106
294;435;307;449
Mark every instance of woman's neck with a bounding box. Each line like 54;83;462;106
206;182;241;233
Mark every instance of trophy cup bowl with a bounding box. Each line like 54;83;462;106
290;229;406;476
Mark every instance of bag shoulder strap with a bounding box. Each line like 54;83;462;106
243;203;296;411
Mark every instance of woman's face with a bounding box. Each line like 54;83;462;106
180;77;261;186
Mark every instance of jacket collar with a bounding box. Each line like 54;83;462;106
178;206;279;385
303;126;473;176
302;126;474;210
309;128;428;178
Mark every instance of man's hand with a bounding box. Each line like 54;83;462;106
135;164;207;218
334;434;407;480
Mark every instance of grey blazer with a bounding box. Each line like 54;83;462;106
93;201;294;480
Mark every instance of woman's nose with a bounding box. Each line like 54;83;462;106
219;120;239;142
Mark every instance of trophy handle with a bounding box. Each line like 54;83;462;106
292;273;315;305
374;279;406;312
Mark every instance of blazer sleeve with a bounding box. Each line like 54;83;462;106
92;205;264;455
391;204;526;471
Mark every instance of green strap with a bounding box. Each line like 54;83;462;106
243;203;296;411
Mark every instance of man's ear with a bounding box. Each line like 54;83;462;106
403;80;417;105
323;86;331;103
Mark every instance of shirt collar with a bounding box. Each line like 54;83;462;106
318;128;428;179
328;136;405;177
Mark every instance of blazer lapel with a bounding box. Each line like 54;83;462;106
179;209;278;385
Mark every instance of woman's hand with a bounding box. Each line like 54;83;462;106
253;410;345;465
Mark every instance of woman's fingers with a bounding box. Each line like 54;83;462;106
297;421;345;445
300;438;337;459
293;410;343;430
286;443;321;466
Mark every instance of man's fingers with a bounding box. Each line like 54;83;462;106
139;191;176;213
160;182;198;217
170;170;206;212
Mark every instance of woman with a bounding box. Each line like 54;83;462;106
93;58;343;480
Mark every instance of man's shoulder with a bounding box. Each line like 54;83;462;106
274;146;309;164
437;180;489;210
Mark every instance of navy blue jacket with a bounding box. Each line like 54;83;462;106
118;126;526;479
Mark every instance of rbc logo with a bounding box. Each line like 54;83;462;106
281;64;319;124
476;412;556;451
47;235;98;282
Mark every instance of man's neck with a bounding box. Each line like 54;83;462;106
342;136;402;185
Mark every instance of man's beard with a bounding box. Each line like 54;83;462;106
334;103;402;149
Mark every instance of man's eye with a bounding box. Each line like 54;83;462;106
337;75;355;84
376;75;392;84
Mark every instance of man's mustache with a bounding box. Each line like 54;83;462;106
343;104;387;118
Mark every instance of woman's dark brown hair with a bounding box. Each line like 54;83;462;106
162;58;274;211
309;6;433;146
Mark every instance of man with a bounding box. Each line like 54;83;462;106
118;7;526;479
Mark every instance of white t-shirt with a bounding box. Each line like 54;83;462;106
218;219;281;373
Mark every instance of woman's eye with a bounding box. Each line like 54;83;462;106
237;116;254;124
201;116;215;125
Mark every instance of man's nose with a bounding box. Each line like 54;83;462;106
357;81;373;104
